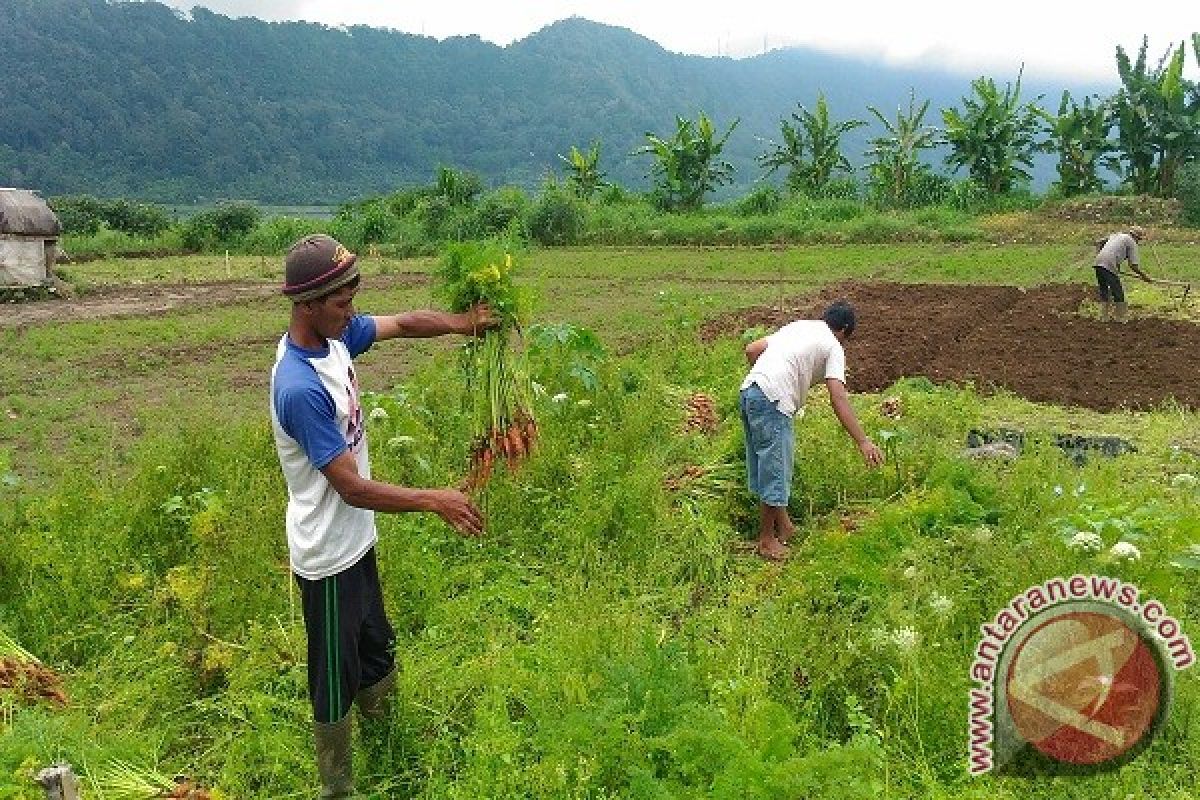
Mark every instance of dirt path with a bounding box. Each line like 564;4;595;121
701;281;1200;412
0;273;430;329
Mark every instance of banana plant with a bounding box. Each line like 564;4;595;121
634;112;739;211
1042;91;1113;196
1110;36;1200;196
557;141;608;200
758;93;865;196
865;90;942;208
941;68;1046;195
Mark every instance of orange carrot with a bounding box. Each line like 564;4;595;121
507;424;526;460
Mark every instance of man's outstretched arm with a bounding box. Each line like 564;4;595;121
372;303;497;341
825;378;884;468
320;451;483;537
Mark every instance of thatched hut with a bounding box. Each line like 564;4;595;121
0;188;61;287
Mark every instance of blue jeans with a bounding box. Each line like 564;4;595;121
739;383;794;507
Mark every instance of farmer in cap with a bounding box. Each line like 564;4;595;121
740;301;884;561
270;234;496;797
1094;225;1151;322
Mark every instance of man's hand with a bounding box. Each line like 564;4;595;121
427;488;485;537
858;438;885;468
463;303;500;336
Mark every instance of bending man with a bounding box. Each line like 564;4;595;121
739;301;884;561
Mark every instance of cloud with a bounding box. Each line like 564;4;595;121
159;0;309;21
151;0;1193;83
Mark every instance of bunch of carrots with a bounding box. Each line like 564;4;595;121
436;242;538;489
468;329;538;487
0;628;67;706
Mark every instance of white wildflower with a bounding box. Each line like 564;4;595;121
368;407;389;421
1053;485;1064;496
551;393;569;403
1171;473;1197;489
1110;541;1142;562
929;593;954;616
891;627;920;653
1068;531;1104;554
972;525;994;543
867;627;890;650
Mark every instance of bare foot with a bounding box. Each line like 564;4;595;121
777;518;797;544
756;536;790;562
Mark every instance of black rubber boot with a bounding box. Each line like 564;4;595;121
356;667;398;791
314;715;356;798
355;667;397;721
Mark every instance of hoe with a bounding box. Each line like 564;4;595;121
1144;244;1194;304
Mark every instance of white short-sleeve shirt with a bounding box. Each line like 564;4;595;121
740;320;846;417
270;316;378;580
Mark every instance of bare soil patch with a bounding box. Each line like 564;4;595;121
700;281;1200;412
0;273;430;329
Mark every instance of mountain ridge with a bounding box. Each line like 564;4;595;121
0;2;1116;203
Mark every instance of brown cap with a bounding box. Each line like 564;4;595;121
282;234;359;302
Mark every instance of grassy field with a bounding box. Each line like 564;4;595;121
2;242;1199;798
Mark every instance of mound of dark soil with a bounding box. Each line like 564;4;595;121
701;282;1200;412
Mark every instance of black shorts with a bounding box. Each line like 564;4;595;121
296;547;395;723
1094;266;1125;303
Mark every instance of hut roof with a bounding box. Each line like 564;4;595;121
0;189;61;236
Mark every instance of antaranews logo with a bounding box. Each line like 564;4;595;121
968;575;1193;774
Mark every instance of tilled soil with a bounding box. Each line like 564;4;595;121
700;282;1200;412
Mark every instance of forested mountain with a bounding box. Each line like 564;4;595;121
0;0;1115;203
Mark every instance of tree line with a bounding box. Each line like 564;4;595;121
603;35;1199;212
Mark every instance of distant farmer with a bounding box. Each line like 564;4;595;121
1094;225;1151;322
739;301;884;561
270;234;495;798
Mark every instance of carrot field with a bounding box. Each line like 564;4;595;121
2;240;1199;799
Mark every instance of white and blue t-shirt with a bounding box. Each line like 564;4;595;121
271;315;378;580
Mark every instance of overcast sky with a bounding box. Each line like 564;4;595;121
158;1;1194;84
